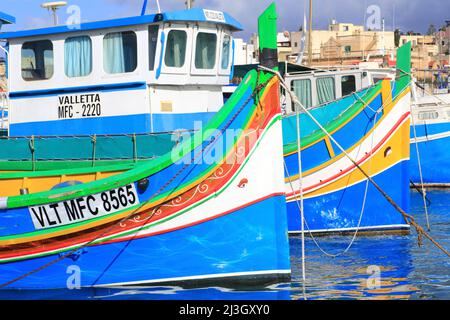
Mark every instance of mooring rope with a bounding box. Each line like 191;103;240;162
261;66;450;259
409;84;431;230
283;107;380;258
0;72;273;289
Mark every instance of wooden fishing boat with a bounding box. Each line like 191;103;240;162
0;5;290;289
282;43;412;235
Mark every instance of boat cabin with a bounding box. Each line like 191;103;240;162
1;8;241;136
283;67;394;114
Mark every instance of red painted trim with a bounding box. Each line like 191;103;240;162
102;192;286;245
286;111;410;197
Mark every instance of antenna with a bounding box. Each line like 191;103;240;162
185;0;194;9
41;1;67;26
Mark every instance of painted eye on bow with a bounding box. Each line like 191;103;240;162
238;178;249;188
384;146;393;158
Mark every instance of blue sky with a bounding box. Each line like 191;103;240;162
1;0;449;39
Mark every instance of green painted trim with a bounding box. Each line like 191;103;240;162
6;71;273;209
283;81;382;155
395;42;412;98
0;159;152;173
0;115;281;262
0;163;144;180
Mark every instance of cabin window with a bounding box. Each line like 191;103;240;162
317;77;335;105
291;79;312;110
195;32;217;69
21;40;54;81
148;25;159;71
221;35;231;70
165;30;187;68
64;36;93;78
103;31;137;74
341;75;356;96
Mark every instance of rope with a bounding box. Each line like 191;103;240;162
409;91;431;230
0;71;273;289
91;134;97;168
283;106;378;258
293;93;306;300
261;66;450;259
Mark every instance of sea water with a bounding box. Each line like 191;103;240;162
0;190;449;300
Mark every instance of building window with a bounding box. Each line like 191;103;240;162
341;75;356;96
165;30;187;68
343;26;349;31
291;79;312;110
149;25;159;71
103;31;137;74
195;32;217;69
317;77;335;105
64;36;92;78
344;46;352;54
221;35;231;70
21;40;54;81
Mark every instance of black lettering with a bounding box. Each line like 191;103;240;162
86;195;99;215
76;198;86;219
64;200;80;221
43;206;57;226
31;207;46;228
49;203;62;224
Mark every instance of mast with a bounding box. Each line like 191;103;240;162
307;0;313;66
185;0;194;9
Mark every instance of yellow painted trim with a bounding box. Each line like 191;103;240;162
287;118;410;200
284;86;382;157
0;77;281;246
381;79;393;113
285;87;410;182
324;136;335;158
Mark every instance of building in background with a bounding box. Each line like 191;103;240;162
250;20;395;67
233;38;257;65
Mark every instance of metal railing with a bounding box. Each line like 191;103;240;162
0;92;8;132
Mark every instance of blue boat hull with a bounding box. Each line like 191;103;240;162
287;160;410;234
0;195;290;289
410;122;450;185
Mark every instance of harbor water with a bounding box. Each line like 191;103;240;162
0;189;448;300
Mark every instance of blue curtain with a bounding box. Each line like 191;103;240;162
65;36;92;77
104;32;125;74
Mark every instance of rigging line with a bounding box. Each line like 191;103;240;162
294;93;307;300
262;66;450;258
410;86;431;230
283;108;378;258
0;72;272;289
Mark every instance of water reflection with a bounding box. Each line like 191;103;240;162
0;191;448;300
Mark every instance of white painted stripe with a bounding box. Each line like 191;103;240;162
0;197;7;210
288;224;410;235
286;157;409;201
410;130;450;144
112;119;286;241
94;269;292;288
286;94;411;196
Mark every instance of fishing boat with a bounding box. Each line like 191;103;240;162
0;4;244;172
0;2;411;237
409;81;450;187
282;43;412;235
0;12;14;137
0;5;291;289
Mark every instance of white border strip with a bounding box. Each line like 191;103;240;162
94;269;292;288
288;224;410;235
